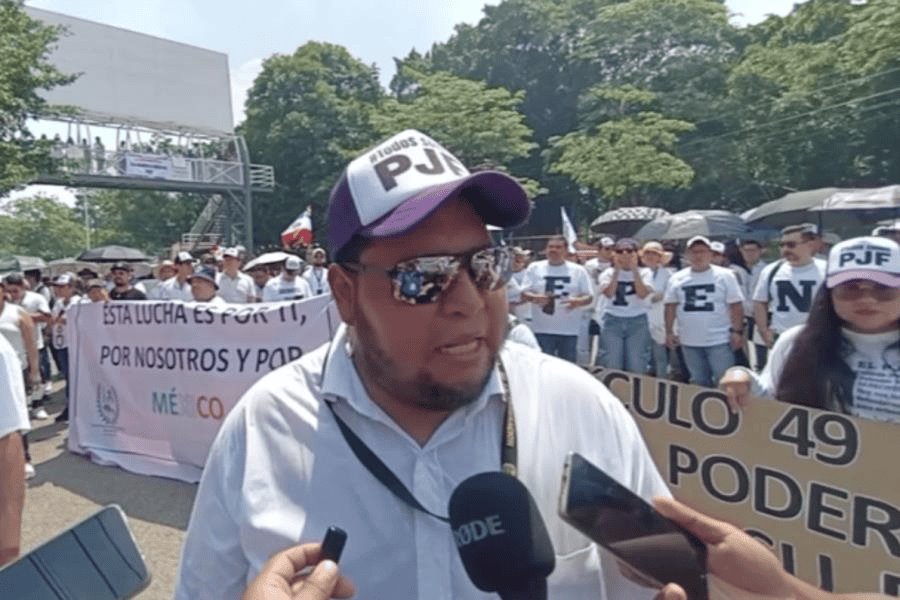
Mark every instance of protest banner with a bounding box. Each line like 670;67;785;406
67;296;338;482
595;368;900;596
124;152;172;179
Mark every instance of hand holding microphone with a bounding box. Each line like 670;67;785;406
241;528;354;600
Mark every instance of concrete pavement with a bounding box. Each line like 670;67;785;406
21;391;197;599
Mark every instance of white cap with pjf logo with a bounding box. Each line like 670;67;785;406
826;236;900;288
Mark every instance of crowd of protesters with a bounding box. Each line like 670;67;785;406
2;126;897;600
507;220;900;425
0;245;330;480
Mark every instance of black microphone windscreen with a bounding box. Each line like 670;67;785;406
448;472;555;600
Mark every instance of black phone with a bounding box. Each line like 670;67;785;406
320;526;347;563
0;504;151;600
558;452;708;600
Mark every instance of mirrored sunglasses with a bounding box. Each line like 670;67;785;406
344;246;513;305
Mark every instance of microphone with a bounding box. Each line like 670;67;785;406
448;472;555;600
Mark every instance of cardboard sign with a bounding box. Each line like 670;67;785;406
594;369;900;596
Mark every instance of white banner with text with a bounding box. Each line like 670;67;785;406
67;297;338;482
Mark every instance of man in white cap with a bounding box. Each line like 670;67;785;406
177;129;666;600
873;220;900;245
302;247;331;297
154;252;195;302
665;236;745;387
218;248;256;303
147;260;176;299
261;256;312;302
753;223;826;349
585;236;616;357
709;241;728;266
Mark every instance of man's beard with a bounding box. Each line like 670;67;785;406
352;313;496;412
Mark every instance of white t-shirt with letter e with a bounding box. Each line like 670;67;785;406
523;260;594;336
664;265;744;347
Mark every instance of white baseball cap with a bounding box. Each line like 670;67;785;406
826;236;900;288
52;273;75;286
710;241;725;254
872;220;900;236
285;256;302;271
686;235;712;249
222;247;241;259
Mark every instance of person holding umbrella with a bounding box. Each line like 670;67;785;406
720;236;900;422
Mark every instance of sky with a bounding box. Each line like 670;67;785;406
11;0;805;206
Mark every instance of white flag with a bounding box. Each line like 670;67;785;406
561;207;577;254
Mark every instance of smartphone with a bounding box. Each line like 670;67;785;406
320;526;347;563
558;452;708;600
0;504;151;600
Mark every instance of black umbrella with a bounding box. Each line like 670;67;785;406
635;210;750;241
77;245;149;263
590;206;671;237
0;255;48;273
741;187;861;230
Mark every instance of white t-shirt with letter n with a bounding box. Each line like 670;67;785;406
523;260;594;336
664;265;744;347
753;258;826;334
597;267;654;319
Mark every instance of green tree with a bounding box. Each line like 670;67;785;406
0;195;84;259
703;0;900;207
402;0;738;225
0;0;72;195
77;190;206;258
549;86;695;208
240;42;383;244
375;71;539;194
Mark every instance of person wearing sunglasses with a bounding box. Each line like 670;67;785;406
721;237;900;423
753;224;826;350
177;130;669;600
596;238;654;373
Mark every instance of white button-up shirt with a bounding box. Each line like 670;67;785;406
152;277;194;302
175;326;668;600
302;266;332;296
217;271;256;303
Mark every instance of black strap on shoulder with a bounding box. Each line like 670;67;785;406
766;260;785;300
324;360;516;523
325;401;451;523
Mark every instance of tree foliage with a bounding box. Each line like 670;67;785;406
375;71;540;195
0;0;72;195
549;86;695;207
0;195;84;259
79;190;206;257
240;42;384;243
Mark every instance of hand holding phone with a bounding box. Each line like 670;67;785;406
0;505;150;600
558;452;708;600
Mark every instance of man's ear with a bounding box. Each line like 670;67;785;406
328;264;357;326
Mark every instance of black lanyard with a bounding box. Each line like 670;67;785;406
325;359;516;523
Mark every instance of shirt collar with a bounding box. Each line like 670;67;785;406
321;324;507;426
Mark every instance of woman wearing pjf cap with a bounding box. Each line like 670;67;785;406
720;236;900;423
